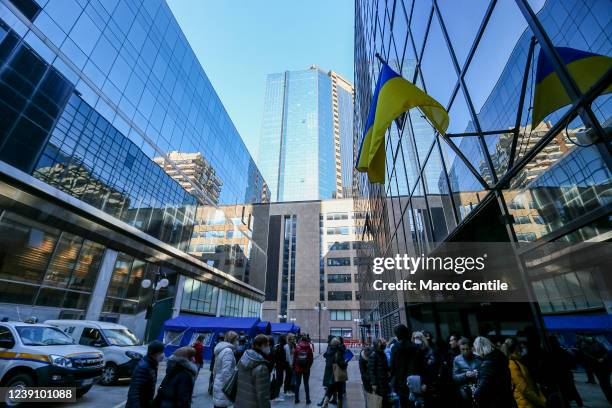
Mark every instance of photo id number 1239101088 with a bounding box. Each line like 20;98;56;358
0;387;77;403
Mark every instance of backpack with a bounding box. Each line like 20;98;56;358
296;349;309;368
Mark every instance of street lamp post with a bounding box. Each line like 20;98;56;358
314;302;327;355
141;274;169;342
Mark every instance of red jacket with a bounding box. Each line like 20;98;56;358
193;341;204;365
293;340;314;373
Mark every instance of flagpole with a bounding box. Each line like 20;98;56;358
374;53;387;65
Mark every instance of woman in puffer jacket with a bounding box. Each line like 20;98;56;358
235;334;272;408
213;331;239;408
502;338;546;408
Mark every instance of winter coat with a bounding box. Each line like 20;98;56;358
359;349;373;393
193;342;204;366
272;342;286;368
126;355;158;408
508;357;546;408
475;349;515;408
390;339;421;395
284;343;295;366
155;356;198;408
452;354;481;385
323;345;347;387
368;349;391;397
212;341;237;407
293;340;314;374
235;349;271;408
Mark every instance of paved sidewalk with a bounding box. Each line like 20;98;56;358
47;355;610;407
65;347;365;407
194;348;365;407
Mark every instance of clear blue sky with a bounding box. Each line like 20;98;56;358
167;0;354;160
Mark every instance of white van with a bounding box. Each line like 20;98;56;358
45;320;147;385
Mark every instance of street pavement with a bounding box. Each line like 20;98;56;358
47;350;610;408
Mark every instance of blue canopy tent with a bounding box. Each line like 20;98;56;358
543;313;612;347
271;322;301;334
159;316;271;360
269;322;300;343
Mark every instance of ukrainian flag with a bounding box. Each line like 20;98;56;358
356;62;448;184
533;47;612;126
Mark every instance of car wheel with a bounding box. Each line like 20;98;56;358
100;363;118;385
3;373;34;407
76;385;92;398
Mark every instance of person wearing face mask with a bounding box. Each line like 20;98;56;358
154;346;198;408
126;340;165;408
452;337;481;408
502;337;546;408
235;334;272;408
212;331;239;408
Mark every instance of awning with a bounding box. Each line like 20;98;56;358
543;313;612;331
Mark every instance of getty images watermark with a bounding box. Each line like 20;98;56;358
361;242;610;303
371;253;510;292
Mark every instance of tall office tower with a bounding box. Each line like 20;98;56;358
258;66;354;202
0;0;268;338
354;0;611;340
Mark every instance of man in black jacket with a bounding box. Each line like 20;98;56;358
390;324;421;408
154;346;198;408
126;340;165;408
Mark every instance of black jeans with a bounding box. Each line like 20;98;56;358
274;364;285;397
326;382;343;407
294;371;310;401
284;365;293;393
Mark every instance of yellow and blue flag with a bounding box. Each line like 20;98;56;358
356;62;449;184
532;47;611;126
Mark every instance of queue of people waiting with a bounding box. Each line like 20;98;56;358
123;330;352;407
358;324;611;408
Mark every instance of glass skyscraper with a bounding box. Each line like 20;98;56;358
0;0;268;338
354;0;611;342
258;66;354;202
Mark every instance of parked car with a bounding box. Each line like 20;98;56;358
45;320;146;385
0;321;103;405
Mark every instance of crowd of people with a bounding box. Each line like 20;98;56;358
358;324;612;408
122;325;610;408
124;331;349;407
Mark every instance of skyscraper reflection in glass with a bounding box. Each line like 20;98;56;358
0;0;268;327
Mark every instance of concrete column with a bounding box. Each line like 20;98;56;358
172;275;186;318
216;289;225;317
85;248;118;320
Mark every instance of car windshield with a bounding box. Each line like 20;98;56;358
102;328;140;346
16;326;73;346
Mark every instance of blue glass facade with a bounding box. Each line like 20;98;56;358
0;0;267;326
258;66;352;202
1;0;267;209
355;0;611;341
336;80;354;195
